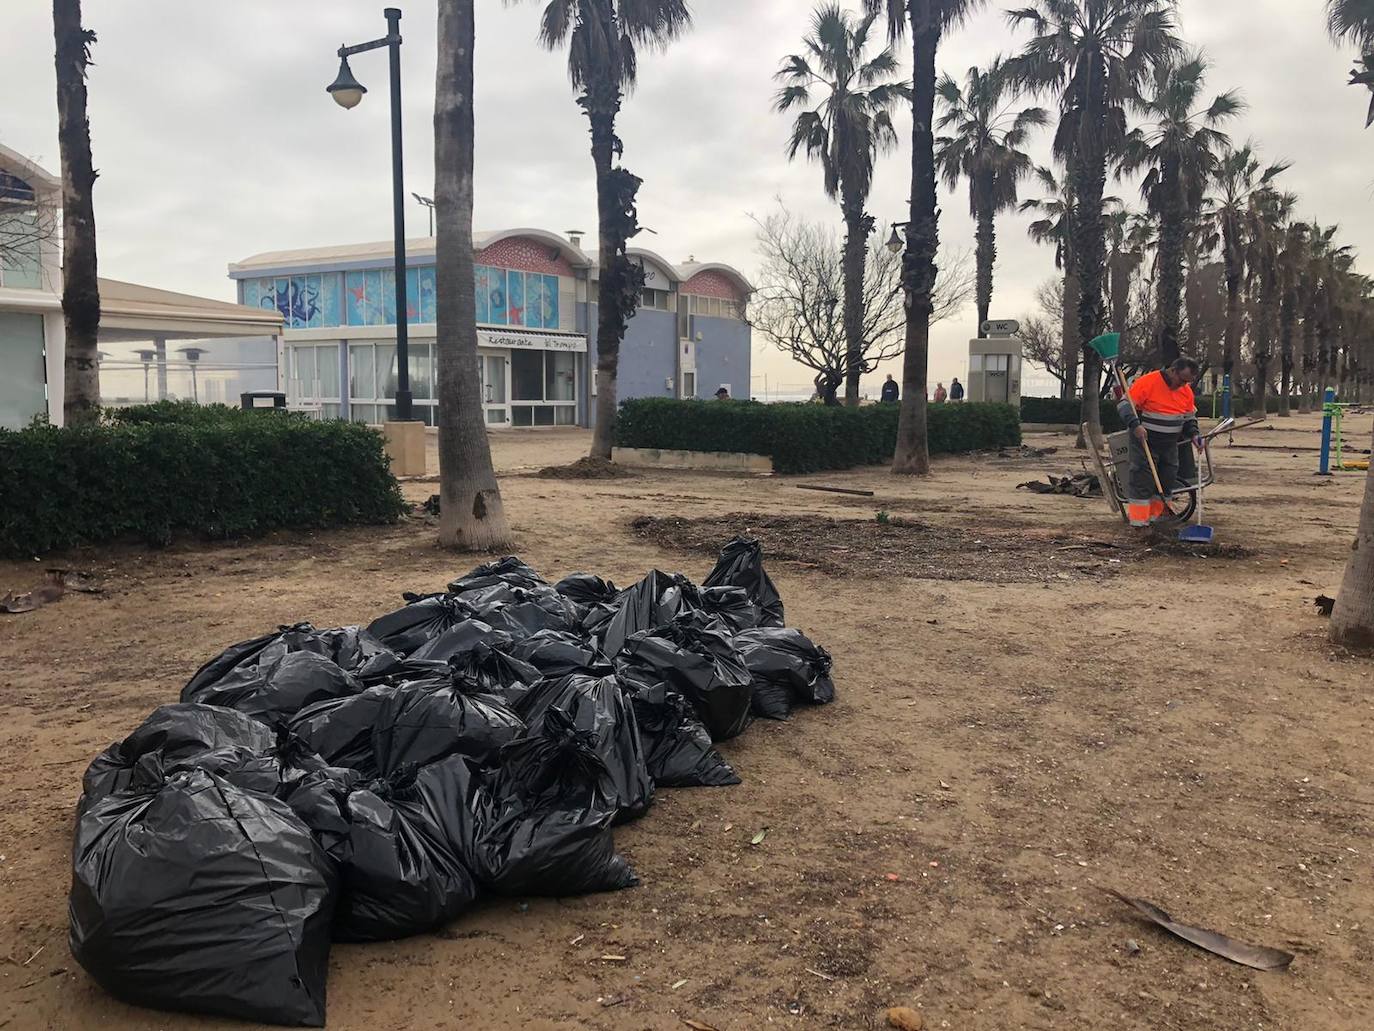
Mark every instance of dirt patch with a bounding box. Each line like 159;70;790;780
538;456;637;480
630;512;1130;583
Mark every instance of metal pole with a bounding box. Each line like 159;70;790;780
1319;387;1336;475
1221;372;1231;419
385;6;412;421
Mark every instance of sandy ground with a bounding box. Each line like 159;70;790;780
3;413;1374;1031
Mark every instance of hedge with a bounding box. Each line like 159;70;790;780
615;398;1021;474
1020;393;1285;426
104;400;285;426
0;415;407;557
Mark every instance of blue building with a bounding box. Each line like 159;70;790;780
227;229;753;428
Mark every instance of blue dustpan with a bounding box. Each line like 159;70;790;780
1178;483;1214;543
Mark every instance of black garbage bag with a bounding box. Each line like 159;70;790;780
82;703;277;802
366;593;476;657
334;756;482;942
277;759;363;866
508;629;613;678
703;536;784;628
183;650;363;724
445;642;544;709
372;678;525;774
518;673;654;822
553;573;619;616
619;612;754;742
472;710;638;897
734;627;836;720
447;556;546;594
406;618;515;665
184;623;402;705
598;570;702;658
70;769;336;1027
289;686;398;777
623;678;740;788
699;585;764;634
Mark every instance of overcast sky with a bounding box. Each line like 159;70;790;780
4;0;1372;395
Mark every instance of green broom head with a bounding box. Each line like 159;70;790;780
1088;332;1120;361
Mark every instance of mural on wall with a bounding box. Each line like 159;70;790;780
508;268;525;326
242;263;558;330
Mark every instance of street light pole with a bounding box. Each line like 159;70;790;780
329;7;413;422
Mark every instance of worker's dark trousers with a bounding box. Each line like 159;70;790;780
1126;432;1197;525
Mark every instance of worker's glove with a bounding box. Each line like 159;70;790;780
1192;434;1205;451
1133;425;1148;444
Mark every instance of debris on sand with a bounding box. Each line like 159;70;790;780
1106;889;1294;971
1315;594;1336;617
1017;471;1102;498
538;456;636;480
1;570;102;615
886;1006;925;1030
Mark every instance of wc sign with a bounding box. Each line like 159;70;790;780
981;319;1020;338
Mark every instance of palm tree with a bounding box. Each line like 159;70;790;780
524;0;691;461
433;0;513;550
935;58;1047;336
1277;220;1310;416
53;0;101;425
776;4;909;406
1118;53;1241;366
1243;187;1296;418
1022;166;1080;401
1204;143;1289;403
1329;1;1374;125
1008;0;1182;437
1327;1;1374;648
863;0;985;476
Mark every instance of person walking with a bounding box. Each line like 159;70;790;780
880;374;900;403
949;377;965;402
933;382;948;404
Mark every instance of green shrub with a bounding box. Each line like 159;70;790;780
1020;396;1123;429
615;398;1020;474
105;400;297;426
0;417;406;557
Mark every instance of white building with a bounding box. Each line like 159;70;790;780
0;143;284;429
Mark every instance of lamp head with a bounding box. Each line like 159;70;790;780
328;55;366;109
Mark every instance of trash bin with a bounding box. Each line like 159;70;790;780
240;391;287;411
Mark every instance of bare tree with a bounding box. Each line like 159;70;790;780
53;0;101;425
0;185;57;282
434;0;513;550
751;207;972;403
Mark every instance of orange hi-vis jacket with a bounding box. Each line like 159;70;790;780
1118;370;1199;440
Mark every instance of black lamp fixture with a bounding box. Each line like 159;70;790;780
326;8;414;422
886;223;909;255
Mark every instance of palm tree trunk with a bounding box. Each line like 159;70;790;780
1279;292;1296;417
1253;360;1269;419
891;4;939;477
841;188;869;407
974;175;996;336
1222;220;1242;387
53;0;100;425
1061;267;1080;401
1331;458;1374;649
1072;88;1109;446
1154;160;1184;367
434;0;512;551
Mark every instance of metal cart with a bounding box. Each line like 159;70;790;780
1082;418;1230;525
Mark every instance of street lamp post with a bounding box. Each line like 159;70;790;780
328;7;413;422
412;192;435;236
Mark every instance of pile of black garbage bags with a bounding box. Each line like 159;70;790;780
67;538;834;1027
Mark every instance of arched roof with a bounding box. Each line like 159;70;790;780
474;228;593;269
679;261;755;296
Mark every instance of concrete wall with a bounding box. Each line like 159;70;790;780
692;315;752;400
584;303;680;420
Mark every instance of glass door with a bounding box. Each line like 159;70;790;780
482;354;509;425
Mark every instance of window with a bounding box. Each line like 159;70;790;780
545;352;576;401
687;294;742;320
244;274;342;328
0;172;44;289
350;343;376;399
683;372;696;398
640;288;672;311
511;349;544;401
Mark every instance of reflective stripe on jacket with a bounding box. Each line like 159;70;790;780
1118;369;1198;439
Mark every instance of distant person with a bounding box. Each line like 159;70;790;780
714;386;731;400
880;375;899;404
934;382;948;404
949;377;965;402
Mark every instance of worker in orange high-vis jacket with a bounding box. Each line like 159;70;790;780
1118;356;1204;528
